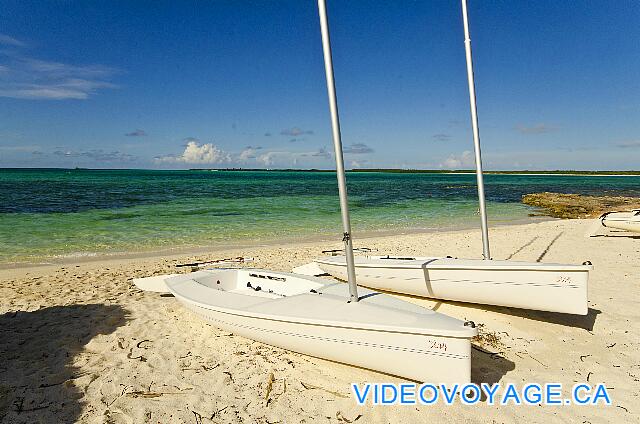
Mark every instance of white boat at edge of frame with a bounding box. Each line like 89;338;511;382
165;268;477;383
314;255;592;315
600;209;640;233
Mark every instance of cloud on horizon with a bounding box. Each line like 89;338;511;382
52;149;137;162
343;143;374;154
125;129;147;137
256;147;334;167
155;141;231;165
256;151;283;167
515;123;557;134
615;140;640;149
281;127;313;137
309;147;332;159
440;150;475;169
238;145;262;161
350;159;369;168
432;133;451;142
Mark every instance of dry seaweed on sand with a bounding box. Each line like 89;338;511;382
471;323;505;350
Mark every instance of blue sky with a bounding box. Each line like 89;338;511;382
0;0;638;170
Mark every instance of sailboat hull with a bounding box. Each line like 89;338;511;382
601;210;640;233
316;256;591;315
167;269;476;383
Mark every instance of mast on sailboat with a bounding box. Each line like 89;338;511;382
461;0;491;260
317;0;359;302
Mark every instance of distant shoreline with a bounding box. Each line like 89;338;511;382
2;167;640;176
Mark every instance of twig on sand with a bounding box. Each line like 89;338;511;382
211;405;229;419
101;385;128;407
300;382;348;398
191;410;203;424
39;371;90;387
126;391;163;399
136;339;152;349
14;401;53;413
472;345;506;359
580;354;592;362
264;372;275;400
127;348;147;362
336;411;363;423
527;353;548;368
126;391;189;398
202;363;220;371
513;350;548;368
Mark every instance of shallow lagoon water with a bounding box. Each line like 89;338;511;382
1;169;638;264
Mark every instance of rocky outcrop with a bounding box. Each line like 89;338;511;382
522;192;640;219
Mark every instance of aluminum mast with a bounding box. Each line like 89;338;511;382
317;0;359;301
462;0;491;260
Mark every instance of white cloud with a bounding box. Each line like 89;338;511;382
343;143;374;154
432;133;451;142
615;140;640;149
0;34;26;47
281;127;313;137
155;141;231;165
350;160;368;168
310;147;332;159
440;150;475;169
156;144;335;168
52;149;137;162
257;151;283;167
0;45;119;100
125;129;147;137
515;123;557;134
238;146;262;162
0;145;41;153
256;150;323;167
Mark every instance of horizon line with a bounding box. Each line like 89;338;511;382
1;167;639;175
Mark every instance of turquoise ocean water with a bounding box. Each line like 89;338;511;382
1;169;639;265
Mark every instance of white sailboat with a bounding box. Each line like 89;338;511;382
313;0;592;315
166;268;476;383
315;255;591;315
600;209;640;233
151;0;477;383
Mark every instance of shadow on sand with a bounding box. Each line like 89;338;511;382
471;345;515;387
590;234;640;240
0;304;127;423
421;296;599;332
453;301;601;331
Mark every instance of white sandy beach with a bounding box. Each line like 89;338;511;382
1;219;638;423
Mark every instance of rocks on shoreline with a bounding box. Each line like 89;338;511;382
522;192;640;219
